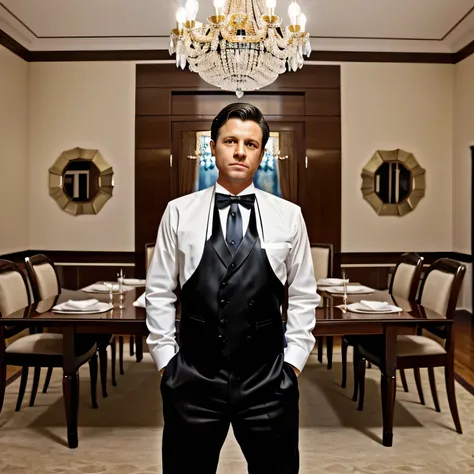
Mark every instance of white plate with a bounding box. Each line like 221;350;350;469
325;285;374;294
52;302;113;314
345;302;402;314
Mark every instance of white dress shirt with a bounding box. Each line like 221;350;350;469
146;184;320;373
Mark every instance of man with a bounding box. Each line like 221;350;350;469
146;103;319;474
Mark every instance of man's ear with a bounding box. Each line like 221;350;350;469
210;140;216;156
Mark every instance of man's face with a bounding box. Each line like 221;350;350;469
210;118;264;185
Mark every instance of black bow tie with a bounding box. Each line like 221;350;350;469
215;193;256;210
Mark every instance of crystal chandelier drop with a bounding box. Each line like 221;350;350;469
169;0;311;98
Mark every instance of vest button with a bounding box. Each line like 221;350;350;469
231;263;236;268
220;299;227;306
220;319;225;325
246;335;253;341
221;281;227;287
231;240;235;245
249;300;255;306
217;334;223;340
231;212;236;217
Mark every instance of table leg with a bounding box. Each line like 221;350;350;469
62;327;79;449
381;324;397;447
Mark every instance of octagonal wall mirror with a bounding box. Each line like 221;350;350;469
361;149;425;216
48;147;114;216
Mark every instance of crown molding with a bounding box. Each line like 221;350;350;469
1;27;474;64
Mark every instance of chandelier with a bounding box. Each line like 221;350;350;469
169;0;311;97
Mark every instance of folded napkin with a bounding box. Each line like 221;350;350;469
358;300;392;311
133;293;146;308
123;278;146;286
54;299;100;311
317;278;349;286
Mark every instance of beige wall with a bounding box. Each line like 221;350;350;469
453;54;474;311
341;63;454;252
453;54;474;254
0;46;29;254
28;62;135;251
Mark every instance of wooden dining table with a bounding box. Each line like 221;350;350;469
0;284;450;449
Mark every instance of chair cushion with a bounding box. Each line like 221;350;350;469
396;335;446;357
357;334;446;366
6;333;63;355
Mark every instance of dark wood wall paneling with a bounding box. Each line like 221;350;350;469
135;64;342;277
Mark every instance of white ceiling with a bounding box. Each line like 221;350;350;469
1;0;474;53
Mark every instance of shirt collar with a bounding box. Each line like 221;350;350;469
215;182;256;197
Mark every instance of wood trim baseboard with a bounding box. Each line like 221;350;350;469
454;373;474;397
1;250;470;266
6;369;21;387
340;252;472;265
0;250;135;264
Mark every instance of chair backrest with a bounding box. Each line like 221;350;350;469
310;244;333;280
145;243;155;276
0;259;32;320
25;254;61;313
418;258;466;319
389;252;424;301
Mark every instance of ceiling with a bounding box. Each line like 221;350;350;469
1;0;474;54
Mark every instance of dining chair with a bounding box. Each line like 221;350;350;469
311;244;334;369
25;254;116;402
341;252;424;400
0;259;98;414
354;258;466;435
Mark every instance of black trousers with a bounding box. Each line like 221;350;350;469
161;351;299;474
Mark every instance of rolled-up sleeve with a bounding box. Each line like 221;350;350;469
145;203;179;371
283;210;320;372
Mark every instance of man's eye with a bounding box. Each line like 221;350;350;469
248;143;257;148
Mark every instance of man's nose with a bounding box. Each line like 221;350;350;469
234;142;246;159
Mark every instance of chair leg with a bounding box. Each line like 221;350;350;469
413;368;425;405
427;367;440;412
399;368;409;393
111;337;117;387
445;363;462;433
29;366;41;407
129;336;135;356
0;362;6;414
341;338;348;388
357;357;367;411
98;346;108;398
136;336;143;363
352;346;360;402
42;367;53;393
15;367;29;412
119;336;124;375
89;354;99;409
326;336;333;370
317;337;323;363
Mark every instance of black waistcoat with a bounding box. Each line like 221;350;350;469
178;197;285;370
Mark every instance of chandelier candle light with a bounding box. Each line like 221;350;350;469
169;0;311;97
